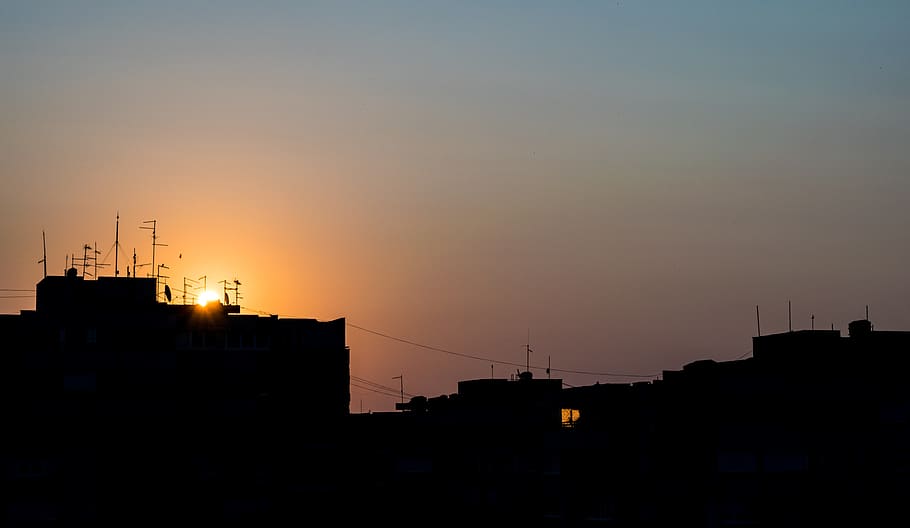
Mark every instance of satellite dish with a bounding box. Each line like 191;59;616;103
224;292;230;305
164;284;172;302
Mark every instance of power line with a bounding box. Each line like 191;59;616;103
235;307;659;379
351;378;418;401
734;349;752;360
351;375;417;398
0;288;36;292
350;380;402;399
346;321;658;379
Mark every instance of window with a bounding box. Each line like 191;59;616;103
561;408;580;428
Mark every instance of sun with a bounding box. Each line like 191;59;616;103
197;290;220;306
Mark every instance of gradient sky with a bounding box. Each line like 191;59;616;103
2;1;909;412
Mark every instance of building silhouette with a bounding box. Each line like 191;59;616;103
4;270;909;526
3;271;348;525
346;323;910;526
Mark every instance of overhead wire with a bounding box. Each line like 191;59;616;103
346;321;658;379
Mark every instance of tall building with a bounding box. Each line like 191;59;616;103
3;270;349;524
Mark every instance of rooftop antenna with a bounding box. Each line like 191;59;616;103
114;211;120;277
547;355;551;379
788;300;792;332
811;314;815;330
157;264;169;301
132;248;149;278
219;279;229;304
392;375;403;405
39;230;47;278
219;277;242;305
182;276;199;305
755;305;761;336
865;305;869;320
526;329;533;373
93;241;100;279
81;244;91;278
140;219;167;289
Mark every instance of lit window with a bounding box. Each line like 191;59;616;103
561;408;580;428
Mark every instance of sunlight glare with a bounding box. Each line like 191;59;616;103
198;290;220;306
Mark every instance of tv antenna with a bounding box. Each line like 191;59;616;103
114;212;121;277
181;276;199;304
75;244;96;278
392;374;404;405
92;241;108;279
38;230;47;278
219;277;242;305
788;300;792;332
196;275;208;303
132;248;150;278
140;219;167;288
525;329;533;373
157;263;170;302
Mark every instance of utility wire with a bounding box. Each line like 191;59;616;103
351;375;417;398
734;349;752;360
237;306;659;379
351;381;402;399
347;321;658;379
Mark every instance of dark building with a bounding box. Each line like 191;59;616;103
3;271;349;525
5;270;910;527
349;323;910;527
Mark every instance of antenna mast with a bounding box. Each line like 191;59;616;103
114;212;120;277
157;264;169;302
93;241;99;279
788;300;792;332
140;219;167;291
756;305;761;336
39;230;47;278
219;278;242;305
392;375;403;405
182;276;199;305
81;244;91;278
526;329;533;373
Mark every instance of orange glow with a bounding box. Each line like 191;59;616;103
561;409;580;428
197;290;220;306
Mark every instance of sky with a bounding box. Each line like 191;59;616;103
2;1;909;413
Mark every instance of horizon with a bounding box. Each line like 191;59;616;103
2;1;909;413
